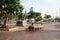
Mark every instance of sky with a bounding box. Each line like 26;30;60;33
20;0;60;18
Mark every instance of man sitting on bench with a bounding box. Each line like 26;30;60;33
28;23;34;31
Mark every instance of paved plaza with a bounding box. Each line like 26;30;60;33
0;23;60;40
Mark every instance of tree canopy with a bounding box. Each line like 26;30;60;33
0;0;24;19
44;14;51;19
27;11;41;19
35;16;42;21
55;17;60;22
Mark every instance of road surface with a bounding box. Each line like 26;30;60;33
0;23;60;40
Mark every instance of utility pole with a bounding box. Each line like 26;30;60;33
24;11;27;19
56;12;58;17
59;8;60;17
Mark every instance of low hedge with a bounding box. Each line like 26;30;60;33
0;28;9;31
35;27;44;30
26;27;44;31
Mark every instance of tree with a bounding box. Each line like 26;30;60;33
55;17;60;22
0;0;23;28
27;7;41;19
27;11;41;19
35;16;42;21
44;14;51;22
44;14;51;19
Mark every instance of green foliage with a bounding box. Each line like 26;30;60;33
35;16;42;21
0;0;23;27
0;0;24;19
27;11;41;19
44;14;51;19
55;17;60;22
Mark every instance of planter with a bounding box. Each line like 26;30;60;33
0;27;18;31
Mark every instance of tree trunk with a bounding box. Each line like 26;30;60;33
4;18;7;26
0;17;7;28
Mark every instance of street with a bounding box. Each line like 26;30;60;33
0;23;60;40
